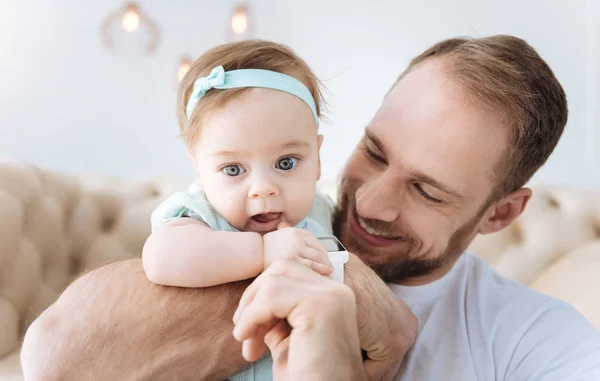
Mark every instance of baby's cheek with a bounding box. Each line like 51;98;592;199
286;184;316;220
206;188;244;220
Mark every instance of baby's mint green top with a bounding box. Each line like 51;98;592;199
151;183;333;236
150;183;335;381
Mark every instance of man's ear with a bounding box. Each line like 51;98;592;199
478;188;532;234
316;134;324;181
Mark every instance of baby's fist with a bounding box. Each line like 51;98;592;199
262;221;333;275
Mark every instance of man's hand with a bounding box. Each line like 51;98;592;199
233;260;367;381
262;220;333;275
345;253;419;381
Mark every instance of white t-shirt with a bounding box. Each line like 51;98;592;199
389;252;600;380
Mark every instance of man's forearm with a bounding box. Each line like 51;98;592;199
21;259;251;381
343;253;418;380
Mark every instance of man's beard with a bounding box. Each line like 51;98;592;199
333;185;489;283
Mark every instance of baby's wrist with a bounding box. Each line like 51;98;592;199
249;231;265;273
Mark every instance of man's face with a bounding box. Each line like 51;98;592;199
335;59;509;284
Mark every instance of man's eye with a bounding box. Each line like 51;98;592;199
414;184;442;203
364;146;386;164
223;165;246;176
276;157;298;171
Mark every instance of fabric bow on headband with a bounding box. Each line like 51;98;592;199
185;65;319;127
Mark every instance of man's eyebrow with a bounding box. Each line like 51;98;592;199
411;171;465;199
365;129;386;155
365;128;464;199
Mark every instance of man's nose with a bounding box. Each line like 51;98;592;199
355;172;401;222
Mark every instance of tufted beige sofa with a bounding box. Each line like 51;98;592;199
0;162;599;380
0;162;189;380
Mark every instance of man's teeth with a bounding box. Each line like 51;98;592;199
358;217;395;238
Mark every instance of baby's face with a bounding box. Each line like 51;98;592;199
191;88;322;233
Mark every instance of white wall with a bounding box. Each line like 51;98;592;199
1;0;598;187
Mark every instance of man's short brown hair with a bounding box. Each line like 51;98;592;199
397;35;568;198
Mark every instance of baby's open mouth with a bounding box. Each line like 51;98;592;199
251;212;282;223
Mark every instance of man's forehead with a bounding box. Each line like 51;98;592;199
369;61;509;198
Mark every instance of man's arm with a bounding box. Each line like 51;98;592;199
21;259;251;381
344;253;418;381
21;253;417;381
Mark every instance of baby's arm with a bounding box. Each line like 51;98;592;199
142;217;263;287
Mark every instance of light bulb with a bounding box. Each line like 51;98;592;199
231;9;248;35
122;9;140;33
178;59;192;83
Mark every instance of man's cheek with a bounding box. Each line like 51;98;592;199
344;158;366;181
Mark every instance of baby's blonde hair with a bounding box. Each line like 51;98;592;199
177;40;325;147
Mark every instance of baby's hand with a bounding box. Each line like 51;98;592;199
262;220;333;276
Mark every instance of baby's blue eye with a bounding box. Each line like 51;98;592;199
223;165;246;176
276;157;297;171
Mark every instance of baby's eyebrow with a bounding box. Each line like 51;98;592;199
280;140;310;149
211;150;239;157
210;140;311;158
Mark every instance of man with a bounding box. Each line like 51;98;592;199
22;35;600;380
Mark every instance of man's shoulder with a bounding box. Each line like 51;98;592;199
462;253;600;379
463;253;571;326
463;252;559;310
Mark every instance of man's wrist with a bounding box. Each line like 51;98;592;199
343;253;371;323
295;322;367;381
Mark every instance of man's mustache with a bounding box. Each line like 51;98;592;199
355;213;411;241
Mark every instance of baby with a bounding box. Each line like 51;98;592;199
142;40;335;381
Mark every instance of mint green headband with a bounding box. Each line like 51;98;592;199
186;66;319;126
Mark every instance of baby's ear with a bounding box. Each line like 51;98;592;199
316;134;324;181
194;173;203;187
187;145;196;161
188;149;203;186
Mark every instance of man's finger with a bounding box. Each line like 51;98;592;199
234;261;325;324
234;264;287;324
378;359;403;381
234;275;262;323
234;276;299;341
364;358;387;381
265;320;292;381
241;323;275;362
264;319;291;357
363;348;403;381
